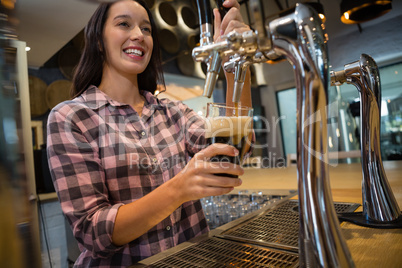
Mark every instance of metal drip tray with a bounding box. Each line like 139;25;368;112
219;200;360;252
146;237;299;268
134;195;360;268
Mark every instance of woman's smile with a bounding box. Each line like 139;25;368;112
123;46;145;57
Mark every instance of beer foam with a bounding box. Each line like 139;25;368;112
205;116;252;143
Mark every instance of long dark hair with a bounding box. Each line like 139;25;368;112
71;0;165;97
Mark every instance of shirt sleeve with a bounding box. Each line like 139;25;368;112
46;102;124;258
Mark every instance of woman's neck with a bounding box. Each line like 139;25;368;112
98;70;146;115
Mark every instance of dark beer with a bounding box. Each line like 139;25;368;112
205;116;252;178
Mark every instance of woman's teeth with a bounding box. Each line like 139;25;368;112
124;48;143;56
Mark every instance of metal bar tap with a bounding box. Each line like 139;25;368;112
261;2;355;267
194;0;257;103
194;0;356;266
331;54;402;227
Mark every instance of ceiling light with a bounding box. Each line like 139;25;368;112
340;0;392;24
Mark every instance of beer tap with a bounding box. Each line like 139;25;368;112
246;1;355;265
264;4;354;267
194;0;257;103
331;54;402;227
194;0;355;266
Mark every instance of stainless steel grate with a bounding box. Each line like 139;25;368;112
220;200;359;251
147;237;299;268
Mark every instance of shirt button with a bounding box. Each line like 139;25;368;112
166;226;171;231
141;131;146;136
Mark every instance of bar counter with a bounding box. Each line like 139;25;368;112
236;160;402;267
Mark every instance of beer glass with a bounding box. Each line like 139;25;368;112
205;103;253;177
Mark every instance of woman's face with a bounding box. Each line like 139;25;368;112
102;0;153;77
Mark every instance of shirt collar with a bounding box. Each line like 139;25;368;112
79;85;163;111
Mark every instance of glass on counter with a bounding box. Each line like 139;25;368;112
201;190;285;229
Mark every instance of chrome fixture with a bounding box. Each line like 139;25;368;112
307;1;326;22
278;1;326;23
193;0;255;103
194;0;222;99
331;54;402;227
193;1;354;267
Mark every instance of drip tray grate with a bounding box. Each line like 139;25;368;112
220;200;359;251
147;237;299;268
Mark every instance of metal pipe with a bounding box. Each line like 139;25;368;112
330;54;401;224
265;4;354;267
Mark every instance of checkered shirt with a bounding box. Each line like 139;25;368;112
47;86;209;267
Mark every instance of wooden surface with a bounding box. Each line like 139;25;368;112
235;160;402;267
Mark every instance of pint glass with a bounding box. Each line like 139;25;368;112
205;103;253;177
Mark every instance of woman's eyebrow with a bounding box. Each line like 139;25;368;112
113;14;131;21
113;14;151;26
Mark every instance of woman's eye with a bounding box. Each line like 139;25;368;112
142;27;152;33
118;22;130;28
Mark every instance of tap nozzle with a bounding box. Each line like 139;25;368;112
330;70;347;86
203;51;222;98
232;61;249;103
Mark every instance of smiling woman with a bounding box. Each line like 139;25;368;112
98;1;155;109
46;0;252;267
71;0;164;101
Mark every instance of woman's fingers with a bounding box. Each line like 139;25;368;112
194;143;238;161
213;8;222;41
177;143;244;201
220;9;244;33
222;0;240;10
203;174;243;188
213;0;250;43
192;144;242;176
192;173;242;197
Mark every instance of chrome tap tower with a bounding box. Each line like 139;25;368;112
331;54;402;227
193;1;354;267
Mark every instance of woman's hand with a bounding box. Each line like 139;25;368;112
171;143;244;202
213;0;250;44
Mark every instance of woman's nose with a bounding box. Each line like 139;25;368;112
130;26;144;41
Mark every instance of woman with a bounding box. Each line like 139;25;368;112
47;0;252;266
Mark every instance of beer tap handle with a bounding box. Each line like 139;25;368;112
195;0;227;98
196;0;213;46
217;0;230;19
203;0;231;98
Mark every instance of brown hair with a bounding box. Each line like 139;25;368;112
71;0;164;97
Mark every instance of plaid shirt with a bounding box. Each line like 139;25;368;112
47;86;209;267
